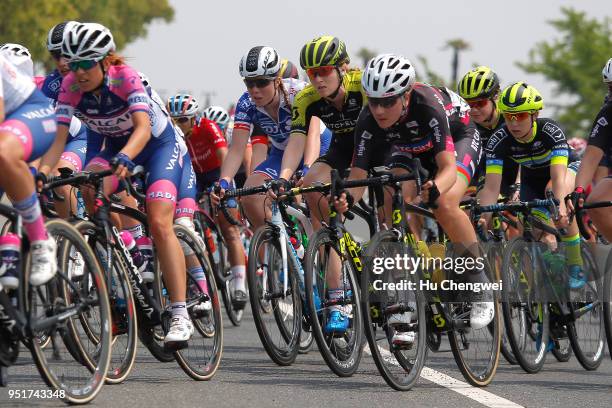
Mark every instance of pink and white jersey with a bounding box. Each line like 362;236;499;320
56;65;171;139
0;55;35;115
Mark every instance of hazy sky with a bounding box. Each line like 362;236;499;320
122;0;610;118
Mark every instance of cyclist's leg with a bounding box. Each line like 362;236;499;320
586;177;612;241
0;91;56;287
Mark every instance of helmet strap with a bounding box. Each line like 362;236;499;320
263;83;279;108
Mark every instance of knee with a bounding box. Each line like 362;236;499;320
0;136;19;166
149;216;174;240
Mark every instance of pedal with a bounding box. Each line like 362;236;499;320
163;340;188;352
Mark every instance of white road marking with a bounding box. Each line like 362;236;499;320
363;345;524;408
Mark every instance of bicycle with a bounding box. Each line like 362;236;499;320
44;166;224;381
0;202;112;404
485;192;604;373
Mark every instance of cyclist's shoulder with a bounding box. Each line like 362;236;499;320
536;117;566;143
485;125;512;151
294;83;322;109
235;91;255;113
343;69;363;92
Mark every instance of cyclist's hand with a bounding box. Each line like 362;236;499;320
422;180;440;207
268;178;290;200
334;191;349;214
477;216;487;230
211;179;230;206
110;153;135;180
35;172;47;193
554;202;570;229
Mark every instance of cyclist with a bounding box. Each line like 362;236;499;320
0;43;33;77
571;58;612;241
479;82;585;288
338;54;492;343
37;22;193;347
0;54;57;289
458;66;519;197
212;46;326;230
203;105;252;187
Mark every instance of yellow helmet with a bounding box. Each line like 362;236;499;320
498;82;543;113
458;66;500;100
299;35;349;69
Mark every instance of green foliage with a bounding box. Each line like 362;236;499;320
518;7;612;136
416;55;449;88
0;0;174;70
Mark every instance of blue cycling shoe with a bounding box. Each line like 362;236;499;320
568;265;586;290
324;310;349;334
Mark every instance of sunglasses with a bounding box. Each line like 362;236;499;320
466;99;489;109
68;60;99;72
244;77;274;89
50;50;62;60
503;112;532;122
306;66;335;79
174;116;193;124
368;95;401;109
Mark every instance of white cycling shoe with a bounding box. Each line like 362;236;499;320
164;315;194;349
30;237;58;286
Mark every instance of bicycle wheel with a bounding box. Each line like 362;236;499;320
447;244;501;387
604;249;612;359
566;242;605;370
71;220;138;384
170;223;223;380
304;229;364;377
501;237;549;373
487;243;517;365
27;219;111;404
360;230;427;391
247;225;301;366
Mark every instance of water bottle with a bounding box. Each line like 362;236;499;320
0;233;21;290
76;190;87;218
289;236;304;260
119;231;146;277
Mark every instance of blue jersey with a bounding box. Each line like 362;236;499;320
40;69;62;102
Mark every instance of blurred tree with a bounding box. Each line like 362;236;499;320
356;47;377;67
416;55;449;88
0;0;174;71
444;38;470;86
518;7;612;136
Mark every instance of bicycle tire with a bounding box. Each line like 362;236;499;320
501;237;549;374
171;223;224;380
247;225;301;366
361;230;427;391
603;249;612;360
70;220;138;384
27;219;112;404
304;229;364;377
566;242;605;370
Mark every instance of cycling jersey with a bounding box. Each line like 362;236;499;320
587;101;612;169
291;70;366;170
56;64;185;204
233;78;306;150
187;117;227;174
0;55;36;115
352;83;480;185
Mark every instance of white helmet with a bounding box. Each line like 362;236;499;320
0;43;33;77
238;46;281;78
203;106;230;129
167;94;199;117
47;21;79;52
603;58;612;83
362;54;416;98
62;22;116;62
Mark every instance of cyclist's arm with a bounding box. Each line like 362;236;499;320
303;116;322;168
279;132;305;180
575;145;604;188
243;143;252;176
215;146;228;164
433;151;457;194
38;124;70;176
219;127;249;182
345;167;368;205
0;96;5;123
119;111;151;159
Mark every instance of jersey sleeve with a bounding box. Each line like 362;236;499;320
113;66;150;114
351;108;378;170
251;122;268;146
484;128;508;175
207;120;227;149
417;101;454;156
290;86;317;136
587;104;612;152
233;92;254;132
55;74;78;127
540;119;568;167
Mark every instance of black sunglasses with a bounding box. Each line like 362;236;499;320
50;49;62;60
174;116;193;124
368;95;401;108
243;77;274;89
